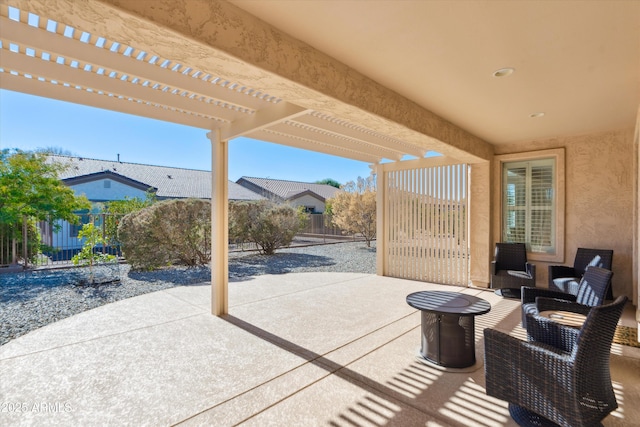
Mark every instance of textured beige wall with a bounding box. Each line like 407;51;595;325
634;107;639;318
469;161;492;287
495;129;636;299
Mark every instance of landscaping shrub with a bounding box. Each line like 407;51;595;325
228;200;253;249
71;223;118;284
247;201;304;255
118;199;211;270
229;200;306;255
327;175;377;247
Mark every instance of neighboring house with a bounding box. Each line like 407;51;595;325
49;155;264;202
42;155;264;255
236;176;341;213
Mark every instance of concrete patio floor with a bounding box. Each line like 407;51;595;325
1;272;639;426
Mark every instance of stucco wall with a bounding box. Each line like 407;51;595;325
290;194;325;213
495;128;635;299
469;161;492;287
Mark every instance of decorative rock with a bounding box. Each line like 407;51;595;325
1;241;375;345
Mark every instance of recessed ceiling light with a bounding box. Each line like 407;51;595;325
530;112;545;118
493;67;515;77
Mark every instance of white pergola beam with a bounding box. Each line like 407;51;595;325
0;16;269;111
220;101;308;140
0;71;215;129
0;50;241;122
294;113;426;159
267;122;402;161
246;129;382;164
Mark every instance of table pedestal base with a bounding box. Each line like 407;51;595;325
415;348;483;373
420;311;475;368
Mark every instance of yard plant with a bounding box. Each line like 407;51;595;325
229;200;306;255
71;222;117;284
0;149;90;265
118;198;211;270
327;175;377;247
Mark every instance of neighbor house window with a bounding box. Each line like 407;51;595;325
70;212;91;238
496;148;565;262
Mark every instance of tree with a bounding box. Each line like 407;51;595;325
0;149;90;225
328;175;377;247
35;146;76;156
315;178;341;188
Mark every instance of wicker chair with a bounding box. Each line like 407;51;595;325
485;295;628;427
548;248;613;300
490;243;535;290
521;266;613;328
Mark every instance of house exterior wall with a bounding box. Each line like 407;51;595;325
289;194;325;213
70;179;149;201
494;128;636;300
469;161;492;288
634;106;640;326
48;179;149;252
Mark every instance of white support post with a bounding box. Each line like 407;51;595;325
208;129;229;316
374;163;386;276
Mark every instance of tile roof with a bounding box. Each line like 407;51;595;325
47;155;264;201
236;176;341;202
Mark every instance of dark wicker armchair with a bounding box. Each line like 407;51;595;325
548;248;613;299
490;243;535;289
485;295;628;427
521;266;613;328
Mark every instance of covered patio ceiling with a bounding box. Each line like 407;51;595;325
2;0;638;166
1;1;436;165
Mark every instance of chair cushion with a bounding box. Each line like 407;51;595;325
551;277;581;295
587;255;602;268
507;270;532;279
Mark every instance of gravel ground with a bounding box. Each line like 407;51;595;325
0;241;376;346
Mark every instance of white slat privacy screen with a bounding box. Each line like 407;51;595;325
382;161;469;286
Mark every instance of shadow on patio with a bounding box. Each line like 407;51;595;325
1;272;638;426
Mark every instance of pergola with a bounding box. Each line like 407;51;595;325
2;0;638;320
0;0;491;314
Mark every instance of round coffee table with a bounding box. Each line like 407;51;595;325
406;290;491;369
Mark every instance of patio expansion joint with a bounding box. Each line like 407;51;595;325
175;310;421;426
158;284;212;311
229;273;371;309
0;311;206;362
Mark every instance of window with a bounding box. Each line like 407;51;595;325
104;179;111;188
495;148;565;262
503;158;554;253
70;212;91;238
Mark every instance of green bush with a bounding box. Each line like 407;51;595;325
71;223;117;284
229;200;305;255
118;199;211;270
228;201;253;249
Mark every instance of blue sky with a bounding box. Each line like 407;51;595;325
0;89;374;186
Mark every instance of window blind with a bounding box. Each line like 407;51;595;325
503;158;555;253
